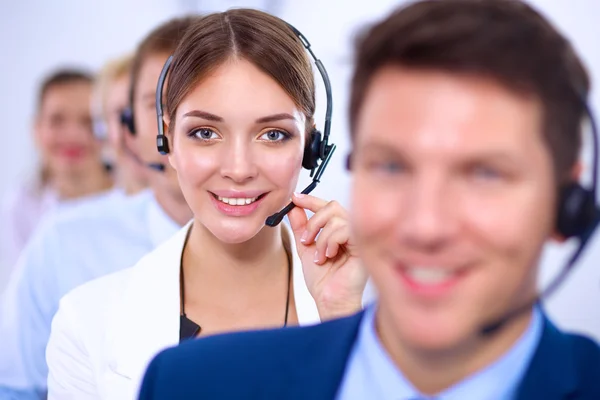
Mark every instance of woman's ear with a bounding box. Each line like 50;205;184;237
163;113;172;138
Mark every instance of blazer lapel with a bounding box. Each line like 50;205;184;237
106;223;192;390
516;316;578;400
285;311;364;400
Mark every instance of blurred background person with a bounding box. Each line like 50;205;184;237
45;9;372;398
0;16;195;400
138;2;600;399
0;69;113;285
0;0;598;389
92;54;149;195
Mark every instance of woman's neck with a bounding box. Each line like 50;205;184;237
376;303;534;396
186;221;287;282
181;221;293;335
50;164;113;200
182;220;291;306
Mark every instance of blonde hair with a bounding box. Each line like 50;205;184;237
92;54;134;121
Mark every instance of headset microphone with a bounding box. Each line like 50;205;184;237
119;61;167;173
120;136;166;172
480;211;600;336
266;143;336;227
147;162;166;172
478;95;600;337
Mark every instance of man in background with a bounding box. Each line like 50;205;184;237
92;54;149;196
0;16;196;399
139;1;600;399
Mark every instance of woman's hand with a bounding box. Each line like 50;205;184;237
288;193;368;321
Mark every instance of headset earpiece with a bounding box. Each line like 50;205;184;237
157;133;170;155
556;182;597;238
303;129;322;170
120;107;136;135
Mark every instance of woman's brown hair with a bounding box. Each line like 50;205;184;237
165;9;315;135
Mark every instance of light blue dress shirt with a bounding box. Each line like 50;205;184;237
0;189;181;399
336;304;543;400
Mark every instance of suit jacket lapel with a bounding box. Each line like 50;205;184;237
516;316;578;400
283;311;365;400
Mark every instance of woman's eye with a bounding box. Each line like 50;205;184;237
260;130;289;142
189;128;218;140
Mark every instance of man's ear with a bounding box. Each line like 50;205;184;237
570;161;583;181
550;162;584;243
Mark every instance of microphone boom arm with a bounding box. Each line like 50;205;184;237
265;144;337;227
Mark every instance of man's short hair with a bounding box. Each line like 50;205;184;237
350;0;590;184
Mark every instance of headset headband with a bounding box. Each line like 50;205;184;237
155;21;334;161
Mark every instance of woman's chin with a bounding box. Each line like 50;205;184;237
203;217;271;244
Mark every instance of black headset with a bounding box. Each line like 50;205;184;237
118;62;166;172
154;22;336;227
555;97;599;239
120;84;136;135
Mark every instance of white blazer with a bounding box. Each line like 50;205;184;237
46;222;322;400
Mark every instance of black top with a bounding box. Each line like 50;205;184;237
179;228;201;342
179;314;201;342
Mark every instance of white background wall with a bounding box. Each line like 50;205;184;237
0;0;196;198
0;0;598;339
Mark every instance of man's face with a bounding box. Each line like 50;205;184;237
350;67;556;351
105;74;130;157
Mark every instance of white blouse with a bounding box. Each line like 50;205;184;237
46;222;322;400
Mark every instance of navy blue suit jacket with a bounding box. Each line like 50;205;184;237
138;311;600;400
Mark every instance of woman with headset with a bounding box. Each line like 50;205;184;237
46;10;372;399
0;69;113;289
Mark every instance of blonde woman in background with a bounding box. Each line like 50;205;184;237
0;69;113;286
93;55;149;195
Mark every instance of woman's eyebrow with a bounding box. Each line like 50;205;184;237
182;110;297;124
182;109;223;122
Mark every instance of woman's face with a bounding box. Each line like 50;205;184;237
168;59;307;243
36;81;100;176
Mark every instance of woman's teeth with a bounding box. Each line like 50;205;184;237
217;196;259;206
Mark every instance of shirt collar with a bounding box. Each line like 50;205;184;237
358;304;543;400
146;192;183;248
